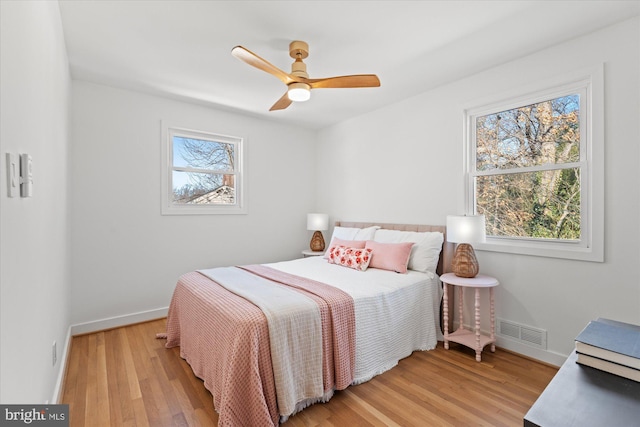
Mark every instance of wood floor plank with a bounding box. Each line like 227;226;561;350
131;397;150;427
83;334;99;425
119;326;143;400
61;319;557;426
340;388;402;427
96;332;111;426
104;329;127;425
139;377;163;427
149;352;183;420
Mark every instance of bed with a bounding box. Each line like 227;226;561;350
163;222;453;426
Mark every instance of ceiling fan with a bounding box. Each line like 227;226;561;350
231;41;380;111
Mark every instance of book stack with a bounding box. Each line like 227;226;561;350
574;318;640;382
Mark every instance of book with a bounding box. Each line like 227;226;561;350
576;352;640;382
574;318;640;370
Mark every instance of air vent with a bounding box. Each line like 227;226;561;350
498;318;547;349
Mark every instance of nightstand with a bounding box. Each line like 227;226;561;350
440;272;499;362
301;249;324;258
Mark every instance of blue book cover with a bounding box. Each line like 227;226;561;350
575;318;640;364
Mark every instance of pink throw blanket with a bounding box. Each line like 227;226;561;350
164;265;356;426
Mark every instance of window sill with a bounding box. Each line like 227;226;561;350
161;204;247;215
475;238;603;262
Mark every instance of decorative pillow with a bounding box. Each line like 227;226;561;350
365;240;414;274
373;229;444;274
327;246;373;271
323;237;367;259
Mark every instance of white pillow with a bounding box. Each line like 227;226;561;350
373;229;444;274
329;225;380;241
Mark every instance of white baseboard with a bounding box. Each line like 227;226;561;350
496;337;567;367
69;307;169;336
51;326;71;404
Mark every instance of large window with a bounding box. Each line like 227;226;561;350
464;68;603;261
162;125;245;215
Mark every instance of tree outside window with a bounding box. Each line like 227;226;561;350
162;125;245;215
172;136;236;204
473;95;582;241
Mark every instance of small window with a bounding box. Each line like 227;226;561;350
463;67;603;261
162;125;245;215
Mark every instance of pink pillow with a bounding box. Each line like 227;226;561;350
327;246;373;271
324;237;367;259
365;240;414;274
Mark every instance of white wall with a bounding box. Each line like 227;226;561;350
317;17;640;365
0;1;71;403
70;81;318;327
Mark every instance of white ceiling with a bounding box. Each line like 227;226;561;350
58;1;639;130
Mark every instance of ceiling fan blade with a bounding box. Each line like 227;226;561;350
232;46;295;85
269;92;293;111
307;74;380;89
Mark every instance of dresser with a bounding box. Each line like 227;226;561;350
524;351;640;426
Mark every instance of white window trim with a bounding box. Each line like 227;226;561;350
462;65;604;262
161;122;247;215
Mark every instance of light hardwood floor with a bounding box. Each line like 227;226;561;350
61;318;557;426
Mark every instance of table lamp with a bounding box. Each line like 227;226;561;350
307;213;329;252
446;215;486;278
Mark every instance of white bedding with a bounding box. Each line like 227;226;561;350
267;256;443;383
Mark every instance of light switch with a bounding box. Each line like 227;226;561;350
6;153;19;197
20;154;32;197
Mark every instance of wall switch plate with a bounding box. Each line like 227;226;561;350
6;153;19;197
52;341;57;366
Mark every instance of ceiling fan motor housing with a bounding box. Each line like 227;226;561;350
289;40;309;59
289;41;309;78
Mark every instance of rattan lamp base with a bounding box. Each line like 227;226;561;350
310;230;325;252
452;243;479;278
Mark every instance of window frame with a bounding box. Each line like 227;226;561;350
161;123;246;215
462;66;603;262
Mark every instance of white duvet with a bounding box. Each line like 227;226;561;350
267;256;443;384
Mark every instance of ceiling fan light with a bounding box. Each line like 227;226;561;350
288;83;311;102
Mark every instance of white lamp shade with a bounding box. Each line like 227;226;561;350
307;213;329;231
446;215;486;244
